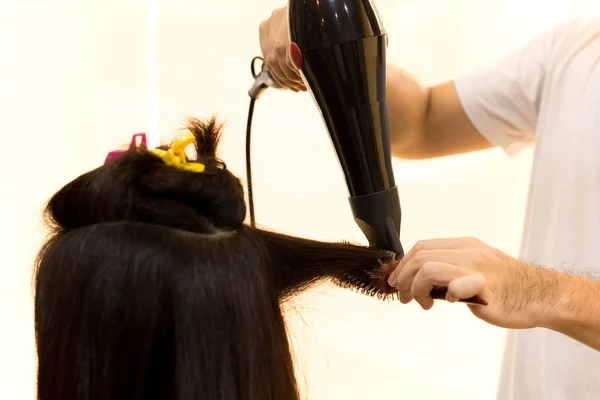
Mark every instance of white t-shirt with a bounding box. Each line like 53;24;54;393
455;15;600;400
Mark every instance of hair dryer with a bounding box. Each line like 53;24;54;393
248;0;402;256
286;0;403;256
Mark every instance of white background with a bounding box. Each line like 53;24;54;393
1;0;598;399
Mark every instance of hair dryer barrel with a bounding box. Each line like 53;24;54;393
289;0;394;197
288;0;403;255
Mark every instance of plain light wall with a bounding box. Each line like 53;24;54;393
1;0;598;399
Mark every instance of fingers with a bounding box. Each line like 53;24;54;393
265;54;292;88
273;42;305;91
393;237;483;277
446;274;487;303
409;264;489;310
392;248;473;303
258;7;304;92
387;237;492;308
284;46;306;90
411;262;466;310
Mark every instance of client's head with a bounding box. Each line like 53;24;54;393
34;117;396;400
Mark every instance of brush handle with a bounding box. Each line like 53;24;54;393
430;286;488;306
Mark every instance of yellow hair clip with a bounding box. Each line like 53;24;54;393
149;133;205;173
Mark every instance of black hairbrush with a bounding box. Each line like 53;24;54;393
333;255;488;306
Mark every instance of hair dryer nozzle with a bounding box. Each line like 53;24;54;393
349;187;404;255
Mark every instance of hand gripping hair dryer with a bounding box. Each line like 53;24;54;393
288;0;404;256
248;0;403;257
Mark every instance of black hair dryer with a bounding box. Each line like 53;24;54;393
287;0;404;256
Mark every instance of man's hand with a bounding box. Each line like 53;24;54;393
258;6;306;92
387;237;555;330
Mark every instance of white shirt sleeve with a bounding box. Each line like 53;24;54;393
454;17;590;157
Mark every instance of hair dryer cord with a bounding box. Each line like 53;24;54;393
246;95;257;227
246;56;281;227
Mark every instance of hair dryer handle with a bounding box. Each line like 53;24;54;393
248;61;282;100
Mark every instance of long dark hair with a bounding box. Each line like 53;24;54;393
34;117;392;400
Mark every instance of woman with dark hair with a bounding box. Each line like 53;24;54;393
33;117;396;400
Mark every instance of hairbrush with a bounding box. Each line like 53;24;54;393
334;255;488;306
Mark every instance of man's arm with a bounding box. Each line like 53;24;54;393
386;69;493;159
538;270;600;352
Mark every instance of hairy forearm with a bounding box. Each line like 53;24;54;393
534;267;600;351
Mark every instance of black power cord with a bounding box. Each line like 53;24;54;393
245;56;264;227
246;96;257;227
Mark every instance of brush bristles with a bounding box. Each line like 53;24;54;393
331;259;400;301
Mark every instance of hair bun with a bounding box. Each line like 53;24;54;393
136;155;247;231
46;118;247;233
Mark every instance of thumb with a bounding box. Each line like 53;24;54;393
446;274;487;303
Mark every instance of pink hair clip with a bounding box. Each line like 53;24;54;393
104;133;148;164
